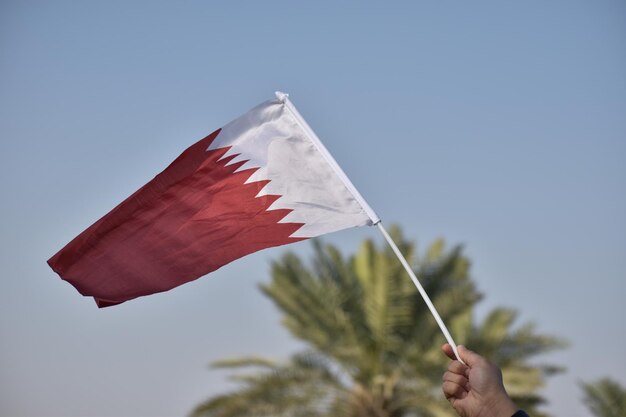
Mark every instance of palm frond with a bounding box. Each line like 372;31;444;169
581;378;626;417
211;357;277;369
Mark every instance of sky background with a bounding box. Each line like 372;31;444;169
1;1;625;416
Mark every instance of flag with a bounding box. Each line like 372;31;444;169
48;92;379;307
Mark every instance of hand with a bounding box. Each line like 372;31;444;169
441;344;518;417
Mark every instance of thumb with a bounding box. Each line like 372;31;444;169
458;345;484;367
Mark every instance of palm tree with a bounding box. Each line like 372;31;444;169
191;226;565;417
581;378;626;417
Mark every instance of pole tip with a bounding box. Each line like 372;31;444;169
275;91;289;103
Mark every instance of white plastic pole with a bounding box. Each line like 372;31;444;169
377;222;464;364
276;91;462;363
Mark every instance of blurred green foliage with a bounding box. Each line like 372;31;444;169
191;226;565;417
581;378;626;417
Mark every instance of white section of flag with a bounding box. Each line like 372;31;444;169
207;92;379;238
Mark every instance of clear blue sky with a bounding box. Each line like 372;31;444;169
1;1;625;416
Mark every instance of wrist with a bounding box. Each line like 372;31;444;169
486;393;517;417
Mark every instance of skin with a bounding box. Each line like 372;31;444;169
441;344;519;417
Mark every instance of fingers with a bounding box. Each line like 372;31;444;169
447;359;469;376
442;361;470;403
457;345;485;367
443;343;486;368
441;343;456;360
442;380;469;401
441;343;467;373
443;370;469;389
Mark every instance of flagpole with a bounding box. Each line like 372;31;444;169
278;92;463;363
376;222;465;364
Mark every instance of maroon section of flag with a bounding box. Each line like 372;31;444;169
48;93;379;307
47;129;304;307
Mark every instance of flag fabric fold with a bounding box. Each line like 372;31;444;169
48;92;379;307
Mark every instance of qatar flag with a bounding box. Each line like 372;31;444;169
48;92;379;307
